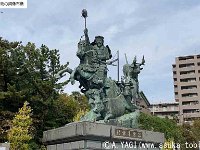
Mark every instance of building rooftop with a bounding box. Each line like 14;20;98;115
150;102;179;106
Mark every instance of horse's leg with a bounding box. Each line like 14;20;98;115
104;113;114;122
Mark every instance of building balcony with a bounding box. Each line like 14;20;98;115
183;112;200;118
180;73;196;78
179;81;197;86
178;59;196;64
179;89;198;94
179;66;196;72
152;107;179;113
181;96;200;102
182;104;200;110
153;110;179;113
156;115;177;120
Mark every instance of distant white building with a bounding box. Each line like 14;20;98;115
149;102;179;121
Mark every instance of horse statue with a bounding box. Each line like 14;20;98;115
55;27;145;128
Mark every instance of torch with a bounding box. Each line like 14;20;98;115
81;9;88;30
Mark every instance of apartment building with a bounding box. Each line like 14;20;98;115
172;54;200;124
149;103;179;120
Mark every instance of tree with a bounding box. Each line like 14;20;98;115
8;101;33;150
73;109;89;122
0;38;21;142
180;119;200;150
0;38;68;144
71;91;89;111
139;113;184;143
0;38;89;147
71;91;89;122
45;93;79;128
192;119;200;141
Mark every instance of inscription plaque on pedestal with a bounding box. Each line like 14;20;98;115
115;128;143;139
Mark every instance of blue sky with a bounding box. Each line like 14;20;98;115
1;0;200;104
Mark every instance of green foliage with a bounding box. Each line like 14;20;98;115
71;91;89;111
0;38;21;142
73;109;89;122
51;93;89;125
181;119;200;149
0;38;68;143
71;91;89;122
139;113;184;143
44;93;79;129
180;122;200;150
139;113;200;150
0;38;90;147
181;123;196;144
8;101;33;150
191;119;200;141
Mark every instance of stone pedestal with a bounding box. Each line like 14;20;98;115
43;121;164;150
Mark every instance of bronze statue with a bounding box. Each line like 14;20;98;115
56;9;145;128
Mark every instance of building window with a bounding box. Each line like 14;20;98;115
182;101;199;105
175;92;178;95
183;109;197;113
182;102;189;105
197;55;200;59
174;78;177;81
181;85;197;90
174;85;178;88
180;70;195;75
173;71;177;75
179;63;195;68
179;56;194;61
180;78;196;82
172;64;176;68
182;93;198;97
198;62;200;66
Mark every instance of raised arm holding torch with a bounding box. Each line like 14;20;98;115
82;9;90;44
